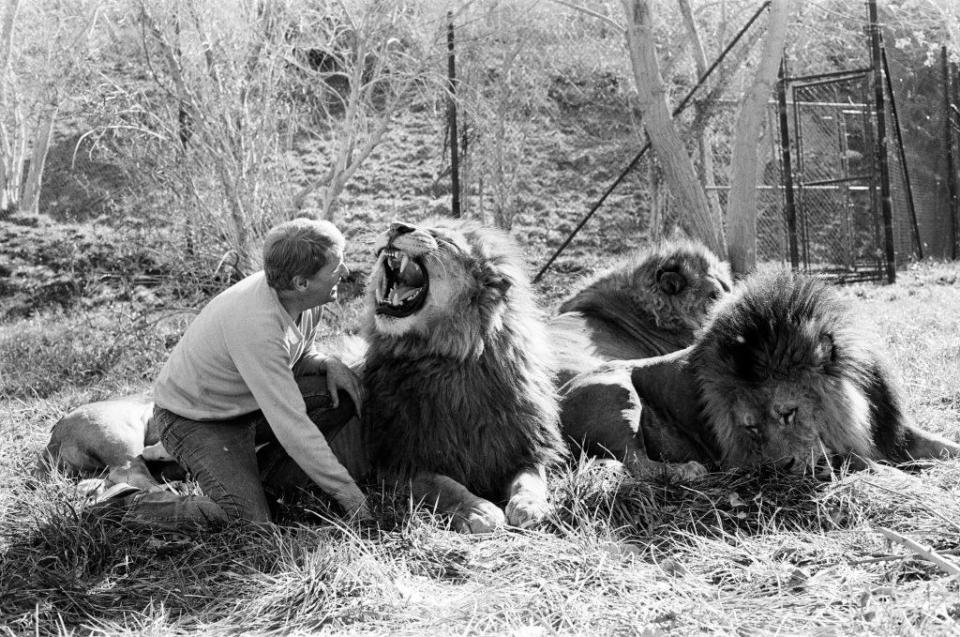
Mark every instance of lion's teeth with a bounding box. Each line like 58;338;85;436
400;254;409;274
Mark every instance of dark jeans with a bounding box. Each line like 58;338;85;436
126;374;355;529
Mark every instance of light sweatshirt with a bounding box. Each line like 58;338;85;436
153;271;365;510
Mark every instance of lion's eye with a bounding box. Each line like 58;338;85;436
742;415;761;439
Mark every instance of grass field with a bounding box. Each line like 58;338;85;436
2;8;960;630
2;237;960;635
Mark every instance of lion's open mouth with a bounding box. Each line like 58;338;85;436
375;248;428;317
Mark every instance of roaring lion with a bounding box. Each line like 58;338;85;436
549;239;732;385
561;269;960;478
362;219;567;533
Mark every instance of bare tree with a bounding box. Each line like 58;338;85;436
136;1;291;273
0;0;99;216
725;0;789;274
454;0;557;230
120;1;439;272
621;0;724;255
287;2;437;219
677;0;723;226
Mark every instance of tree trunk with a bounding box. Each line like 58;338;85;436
677;0;723;227
20;106;57;215
726;0;790;275
0;0;20;213
621;0;723;256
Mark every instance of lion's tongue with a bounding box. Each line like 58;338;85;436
398;259;424;287
390;285;419;303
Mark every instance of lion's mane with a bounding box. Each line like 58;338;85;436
361;220;566;502
690;269;915;468
551;239;731;383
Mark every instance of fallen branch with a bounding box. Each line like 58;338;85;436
879;527;960;577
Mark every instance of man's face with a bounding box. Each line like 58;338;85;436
302;246;349;306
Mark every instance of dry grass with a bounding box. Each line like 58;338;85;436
3;11;960;632
3;261;960;635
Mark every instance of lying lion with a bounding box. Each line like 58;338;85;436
561;269;960;479
37;393;177;493
550;238;732;386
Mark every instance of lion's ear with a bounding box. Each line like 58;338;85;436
657;268;687;295
814;333;835;364
481;270;513;295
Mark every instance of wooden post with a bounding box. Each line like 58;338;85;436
446;11;461;218
868;0;896;283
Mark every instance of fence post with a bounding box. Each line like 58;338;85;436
776;59;799;270
867;0;896;283
446;12;461;218
881;41;922;259
943;47;959;259
953;61;960;258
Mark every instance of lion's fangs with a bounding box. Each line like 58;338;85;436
375;247;427;311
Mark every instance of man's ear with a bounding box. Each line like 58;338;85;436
291;274;309;291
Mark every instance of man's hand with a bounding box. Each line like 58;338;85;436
337;490;373;521
323;356;364;417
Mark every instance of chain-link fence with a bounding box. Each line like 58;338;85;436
536;2;958;281
884;46;960;260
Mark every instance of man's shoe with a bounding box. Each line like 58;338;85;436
88;481;141;506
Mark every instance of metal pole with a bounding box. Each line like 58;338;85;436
867;0;897;283
953;61;960;258
881;41;922;259
943;47;959;259
776;58;799;270
447;12;461;218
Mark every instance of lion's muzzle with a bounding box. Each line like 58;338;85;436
374;247;429;317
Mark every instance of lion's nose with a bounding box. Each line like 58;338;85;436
390;222;415;236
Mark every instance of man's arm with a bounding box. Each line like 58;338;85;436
231;334;369;517
294;352;364;415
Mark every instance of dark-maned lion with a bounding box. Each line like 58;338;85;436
362;219;567;533
561;269;960;478
549;239;732;386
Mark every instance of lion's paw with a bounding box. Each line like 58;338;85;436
505;492;552;529
455;499;506;534
671;460;708;481
627;454;708;481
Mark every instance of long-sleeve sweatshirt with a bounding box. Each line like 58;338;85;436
153;270;365;509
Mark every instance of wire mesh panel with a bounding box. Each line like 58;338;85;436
788;74;886;280
883;47;959;259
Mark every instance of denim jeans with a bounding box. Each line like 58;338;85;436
125;374;356;530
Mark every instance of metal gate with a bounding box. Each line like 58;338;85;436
788;72;886;281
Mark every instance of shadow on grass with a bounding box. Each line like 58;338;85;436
549;459;915;547
4;462;957;634
0;488;391;634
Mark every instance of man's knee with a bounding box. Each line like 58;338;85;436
306;390;356;437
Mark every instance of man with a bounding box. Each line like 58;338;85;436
120;217;370;528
